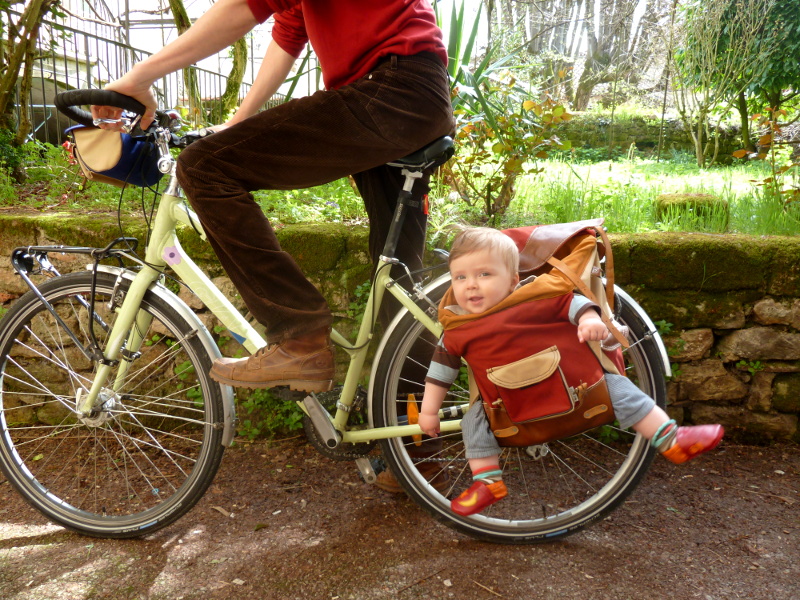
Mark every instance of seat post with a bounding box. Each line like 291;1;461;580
379;135;454;263
379;168;424;261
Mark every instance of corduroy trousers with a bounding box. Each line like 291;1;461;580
176;53;454;343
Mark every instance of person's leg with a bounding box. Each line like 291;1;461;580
176;53;452;390
451;405;507;516
606;374;724;464
351;165;430;326
178;53;452;340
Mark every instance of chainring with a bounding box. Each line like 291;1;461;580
301;386;377;461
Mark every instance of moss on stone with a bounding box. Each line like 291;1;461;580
626;288;761;329
628;233;771;291
277;223;347;272
767;236;800;296
653;193;729;229
608;234;633;286
772;373;800;414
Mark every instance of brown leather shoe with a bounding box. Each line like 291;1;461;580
210;328;334;393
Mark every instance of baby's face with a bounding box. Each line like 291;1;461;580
450;249;519;314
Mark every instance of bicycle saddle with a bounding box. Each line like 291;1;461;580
387;136;454;170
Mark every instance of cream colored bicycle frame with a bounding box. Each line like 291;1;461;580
75;172;463;444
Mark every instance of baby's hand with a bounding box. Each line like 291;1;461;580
577;313;608;343
418;412;440;438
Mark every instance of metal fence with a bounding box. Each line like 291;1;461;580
12;12;321;146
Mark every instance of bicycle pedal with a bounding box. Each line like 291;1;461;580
300;393;340;449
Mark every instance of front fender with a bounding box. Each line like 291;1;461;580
89;265;238;446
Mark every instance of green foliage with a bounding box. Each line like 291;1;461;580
437;2;572;220
237;389;304;440
254;178;365;224
346;281;372;320
654;320;674;336
439;0;482;87
0;129;25;173
2;138;156;209
595;423;622;444
736;360;765;376
449;74;573;220
733;107;800;208
739;0;800;108
506;153;800;235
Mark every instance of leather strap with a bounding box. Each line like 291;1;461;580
547;255;629;349
594;225;616;311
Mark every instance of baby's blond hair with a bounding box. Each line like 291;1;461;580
448;227;519;274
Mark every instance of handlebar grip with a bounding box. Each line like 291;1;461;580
54;89;147;128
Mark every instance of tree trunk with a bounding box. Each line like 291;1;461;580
736;91;755;152
167;0;204;126
210;37;248;124
0;0;59;134
694;113;706;168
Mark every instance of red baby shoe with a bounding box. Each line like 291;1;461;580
451;480;508;516
661;424;724;464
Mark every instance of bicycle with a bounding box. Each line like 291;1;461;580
0;89;670;543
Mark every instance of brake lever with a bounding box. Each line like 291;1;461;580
92;112;142;134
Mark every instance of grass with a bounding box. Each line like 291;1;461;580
497;153;800;235
4;141;799;237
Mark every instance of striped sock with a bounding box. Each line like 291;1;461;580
472;466;503;484
651;419;678;452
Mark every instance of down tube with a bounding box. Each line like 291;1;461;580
161;232;266;354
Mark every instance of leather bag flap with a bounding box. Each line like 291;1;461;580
72;127;122;172
486;346;560;389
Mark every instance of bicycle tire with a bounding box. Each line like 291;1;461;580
372;283;667;544
0;271;226;538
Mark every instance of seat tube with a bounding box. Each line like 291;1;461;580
380;169;423;260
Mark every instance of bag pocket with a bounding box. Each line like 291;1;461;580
485;345;577;423
69;126;163;188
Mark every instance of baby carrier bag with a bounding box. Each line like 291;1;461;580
440;218;629;447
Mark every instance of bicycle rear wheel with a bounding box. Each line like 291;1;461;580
372;283;667;544
0;271;226;538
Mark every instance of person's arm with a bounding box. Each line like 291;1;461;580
418;382;449;438
418;337;460;438
212;40;296;129
92;0;260;129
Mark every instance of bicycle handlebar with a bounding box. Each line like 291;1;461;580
54;89;147;128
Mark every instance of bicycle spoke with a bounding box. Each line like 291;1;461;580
0;272;225;537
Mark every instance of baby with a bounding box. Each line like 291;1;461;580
419;227;724;516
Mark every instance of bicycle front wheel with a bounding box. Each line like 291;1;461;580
372;286;667;544
0;271;226;538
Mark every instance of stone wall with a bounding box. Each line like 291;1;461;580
1;214;798;443
558;114;743;161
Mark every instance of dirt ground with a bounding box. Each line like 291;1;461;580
0;438;797;600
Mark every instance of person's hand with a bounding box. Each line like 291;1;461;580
91;71;158;131
577;313;608;343
418;412;440;438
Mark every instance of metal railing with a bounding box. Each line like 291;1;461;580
12;12;320;146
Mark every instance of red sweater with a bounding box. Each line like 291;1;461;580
246;0;447;90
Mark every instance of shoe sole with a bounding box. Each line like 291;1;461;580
209;372;333;394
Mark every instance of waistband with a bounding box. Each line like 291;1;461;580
375;51;446;70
